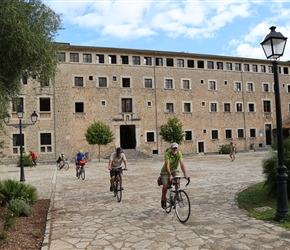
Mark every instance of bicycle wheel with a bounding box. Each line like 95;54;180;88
63;162;69;171
175;190;191;223
80;167;85;180
165;188;172;213
116;178;122;202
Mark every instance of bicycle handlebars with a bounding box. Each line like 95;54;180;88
171;176;190;187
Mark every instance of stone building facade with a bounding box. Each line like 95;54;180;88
1;43;290;163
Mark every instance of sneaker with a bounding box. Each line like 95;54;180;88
110;186;113;192
121;187;124;190
161;200;166;209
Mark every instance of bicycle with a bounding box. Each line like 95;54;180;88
165;176;191;223
76;160;86;180
57;160;69;171
113;167;125;202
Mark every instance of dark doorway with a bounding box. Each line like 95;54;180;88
265;124;272;145
120;125;136;149
198;141;204;153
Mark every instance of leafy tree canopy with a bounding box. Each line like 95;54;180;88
159;116;185;145
85;121;114;146
0;0;62;116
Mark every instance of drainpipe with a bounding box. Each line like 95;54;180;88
53;73;57;161
154;53;159;155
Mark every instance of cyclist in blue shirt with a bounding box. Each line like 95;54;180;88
75;150;86;177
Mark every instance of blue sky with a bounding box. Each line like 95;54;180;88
44;0;290;61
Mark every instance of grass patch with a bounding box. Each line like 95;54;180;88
237;182;290;230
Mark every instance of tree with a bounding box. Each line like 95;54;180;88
262;138;290;197
159;116;185;145
85;121;115;162
0;0;62;119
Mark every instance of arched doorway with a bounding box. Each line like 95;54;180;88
120;125;136;149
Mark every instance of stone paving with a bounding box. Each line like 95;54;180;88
1;151;290;249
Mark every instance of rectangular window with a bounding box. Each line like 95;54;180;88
226;62;232;70
207;61;214;69
144;57;152;65
122;78;131;88
74;77;84;87
166;58;174;67
187;60;194;68
224;103;231;112
121;55;129;64
248;103;255;112
235;63;241;71
177;59;184;67
183;103;191;112
237;129;244;138
211;130;219;139
156;57;163;66
210;103;217;112
197;60;204;68
144;78;153;88
98;77;107;88
70;53;79;62
109;55;117;64
165;79;173;89
217;62;223;70
244;64;249;71
96;54;105;63
260;65;266;72
236;103;243;112
263;100;271;112
185;131;193;141
252;64;258;72
59;52;66;62
22;75;28;85
166;103;174;113
268;66;273;73
250;129;256;138
146;132;155;142
83;54;92;63
247;82;254;92
132;56;140;65
121;98;132;112
75;102;84;113
182;80;190;90
234;82;242;91
39;97;51;118
209;80;217;90
40;133;52;152
12;97;24;112
13;134;24;154
225;129;232;139
263;83;269;92
283;67;289;74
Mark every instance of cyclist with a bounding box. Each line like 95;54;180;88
75;150;86;177
108;147;128;191
29;151;37;166
160;142;189;209
56;152;65;168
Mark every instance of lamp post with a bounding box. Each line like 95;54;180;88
4;108;38;182
261;26;288;221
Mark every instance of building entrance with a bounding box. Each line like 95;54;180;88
120;125;136;149
265;124;272;146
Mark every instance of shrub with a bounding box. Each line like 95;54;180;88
0;232;7;241
219;144;230;154
0;179;38;205
6;199;32;217
17;154;32;167
3;212;16;230
262;138;290;197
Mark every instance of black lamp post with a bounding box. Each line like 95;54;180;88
261;26;288;221
4;108;38;182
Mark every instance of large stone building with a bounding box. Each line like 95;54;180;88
1;43;290;163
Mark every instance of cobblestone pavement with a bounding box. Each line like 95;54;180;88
1;151;290;249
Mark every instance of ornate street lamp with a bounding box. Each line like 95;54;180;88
261;26;288;221
3;108;38;182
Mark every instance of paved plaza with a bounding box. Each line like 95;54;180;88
1;151;290;249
